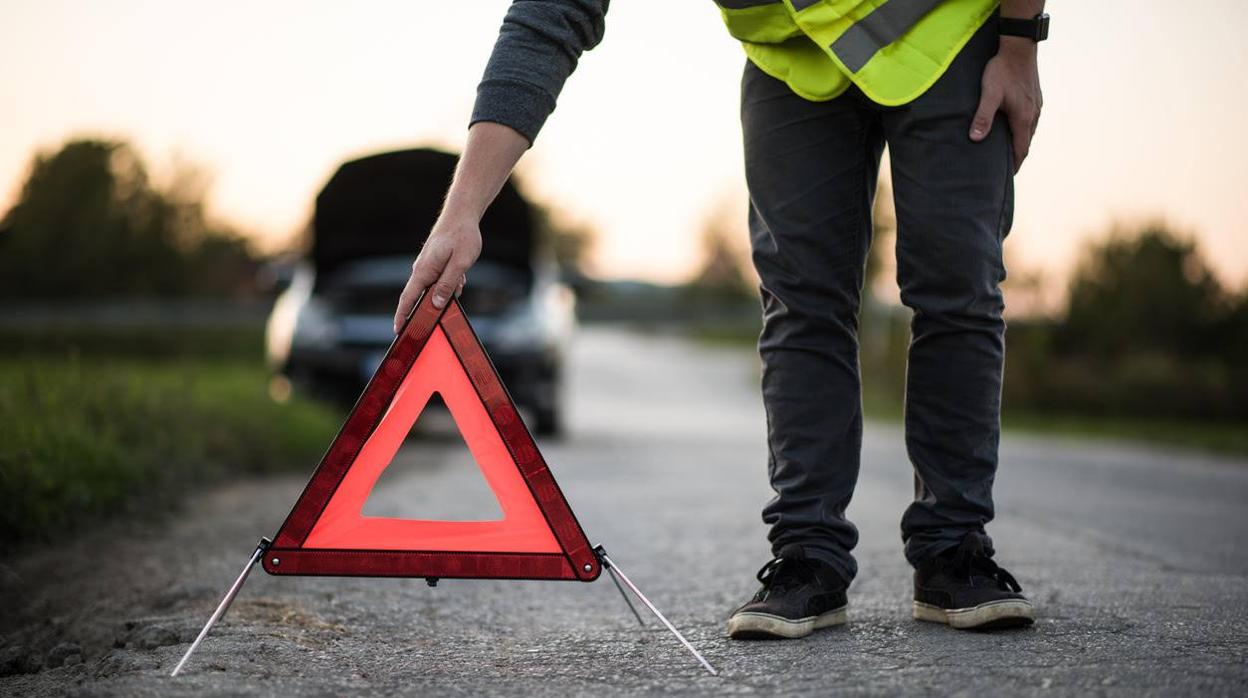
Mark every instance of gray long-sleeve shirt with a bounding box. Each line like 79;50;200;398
470;0;611;144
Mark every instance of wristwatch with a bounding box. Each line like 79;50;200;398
999;12;1050;42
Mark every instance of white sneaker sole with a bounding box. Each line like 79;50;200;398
913;599;1035;629
727;605;848;640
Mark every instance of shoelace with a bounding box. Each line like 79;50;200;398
951;534;1023;593
755;554;818;597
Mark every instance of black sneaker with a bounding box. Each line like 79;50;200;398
727;544;849;640
913;532;1035;630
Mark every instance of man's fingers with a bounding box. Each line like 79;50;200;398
393;250;446;333
1012;127;1030;174
1008;110;1035;174
456;274;466;298
430;260;467;309
393;282;418;334
393;265;434;334
970;82;1002;141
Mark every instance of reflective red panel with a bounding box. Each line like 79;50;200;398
263;294;599;581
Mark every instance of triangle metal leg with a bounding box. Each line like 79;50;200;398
170;537;271;677
594;546;718;676
605;564;646;626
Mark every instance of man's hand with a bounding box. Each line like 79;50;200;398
970;37;1042;173
392;217;481;332
391;121;529;334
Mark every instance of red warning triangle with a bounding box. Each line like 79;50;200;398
263;293;600;582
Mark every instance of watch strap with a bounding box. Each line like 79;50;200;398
999;13;1050;42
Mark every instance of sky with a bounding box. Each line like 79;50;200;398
2;0;1246;294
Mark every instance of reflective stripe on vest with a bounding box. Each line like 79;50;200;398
716;0;998;105
831;0;944;72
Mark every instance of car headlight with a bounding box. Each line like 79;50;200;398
292;298;338;349
492;302;546;352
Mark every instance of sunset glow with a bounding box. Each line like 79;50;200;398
2;0;1245;290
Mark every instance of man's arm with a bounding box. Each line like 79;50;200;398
970;0;1044;173
393;122;528;331
394;0;610;331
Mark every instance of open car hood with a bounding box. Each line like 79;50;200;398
311;149;535;286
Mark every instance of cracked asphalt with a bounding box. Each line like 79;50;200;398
3;328;1246;696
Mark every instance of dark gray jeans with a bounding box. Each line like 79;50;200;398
742;18;1013;583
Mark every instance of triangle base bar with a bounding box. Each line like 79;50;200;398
264;549;581;580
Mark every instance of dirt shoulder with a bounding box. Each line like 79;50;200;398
0;474;303;688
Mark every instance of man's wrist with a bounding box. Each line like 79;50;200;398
999;0;1045;20
440;198;486;225
442;177;493;223
999;0;1047;46
998;35;1039;55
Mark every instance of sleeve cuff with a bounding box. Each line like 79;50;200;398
470;79;558;146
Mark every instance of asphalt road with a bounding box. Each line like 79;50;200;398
3;328;1246;696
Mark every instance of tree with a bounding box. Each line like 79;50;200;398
688;198;757;301
0;138;258;300
1060;222;1227;359
530;204;596;279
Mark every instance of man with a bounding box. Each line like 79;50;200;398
393;0;1045;639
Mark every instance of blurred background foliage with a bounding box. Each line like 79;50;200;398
670;189;1248;451
1;136;1245;553
0;139;342;553
1017;226;1247;422
0;140;260;299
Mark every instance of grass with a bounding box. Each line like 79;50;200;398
997;412;1248;457
0;325;265;359
869;388;1247;457
0;328;342;553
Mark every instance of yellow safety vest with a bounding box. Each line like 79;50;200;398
717;0;998;105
